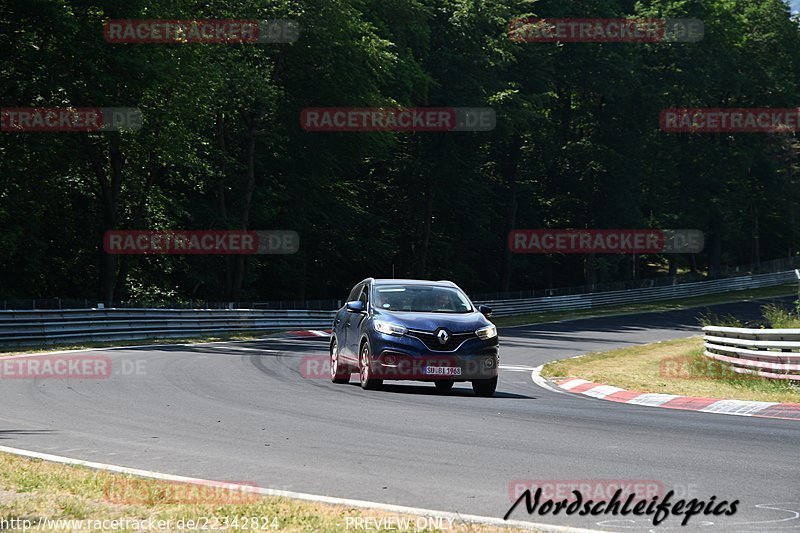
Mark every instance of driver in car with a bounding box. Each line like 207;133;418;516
433;291;453;311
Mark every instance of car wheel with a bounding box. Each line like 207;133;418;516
471;376;497;397
359;341;383;390
434;380;454;392
330;339;350;384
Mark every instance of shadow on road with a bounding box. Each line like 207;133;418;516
347;382;535;399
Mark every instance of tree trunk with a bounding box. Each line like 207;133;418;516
751;203;760;271
216;112;233;300
501;134;523;293
83;133;125;306
113;148;162;301
416;186;435;278
584;253;596;290
789;139;798;257
709;217;722;278
232;114;258;301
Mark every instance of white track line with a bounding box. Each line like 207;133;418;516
499;365;538;372
0;445;605;533
530;365;569;395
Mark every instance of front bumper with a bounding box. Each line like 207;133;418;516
368;331;499;381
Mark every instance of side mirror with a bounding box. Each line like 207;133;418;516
346;300;365;313
478;305;493;317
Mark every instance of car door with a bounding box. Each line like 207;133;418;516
345;283;370;360
337;282;361;361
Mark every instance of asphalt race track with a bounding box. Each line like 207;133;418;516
1;300;798;532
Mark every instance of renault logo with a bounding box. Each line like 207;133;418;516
436;329;450;345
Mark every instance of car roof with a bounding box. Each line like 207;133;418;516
373;279;457;288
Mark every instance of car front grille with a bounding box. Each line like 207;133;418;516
405;329;476;351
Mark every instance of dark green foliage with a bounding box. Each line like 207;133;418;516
1;0;798;303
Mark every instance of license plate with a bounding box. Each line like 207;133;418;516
425;366;462;376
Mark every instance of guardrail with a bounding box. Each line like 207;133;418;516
0;270;796;347
702;326;800;381
480;270;796;317
0;309;336;347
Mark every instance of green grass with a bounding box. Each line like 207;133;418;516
761;303;800;328
0;453;530;532
492;284;797;328
541;337;800;403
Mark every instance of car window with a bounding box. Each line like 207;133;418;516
374;285;472;313
347;282;363;302
358;285;369;307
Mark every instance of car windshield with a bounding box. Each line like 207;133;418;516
374;285;473;313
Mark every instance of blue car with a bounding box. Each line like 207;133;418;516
329;278;499;396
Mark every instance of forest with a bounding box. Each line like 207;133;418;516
2;0;799;305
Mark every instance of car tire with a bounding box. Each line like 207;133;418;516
471;376;497;397
359;340;383;390
434;380;454;392
330;339;350;384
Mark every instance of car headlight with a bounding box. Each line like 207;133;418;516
475;325;497;340
373;320;407;336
